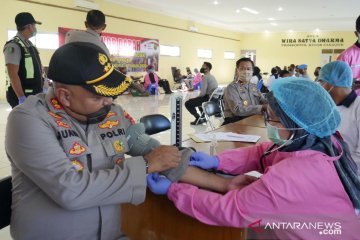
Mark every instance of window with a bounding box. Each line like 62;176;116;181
160;45;180;57
197;49;212;59
7;30;59;50
224;51;235;60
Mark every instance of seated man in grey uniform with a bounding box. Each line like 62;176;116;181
5;42;184;240
223;57;267;125
185;62;218;125
65;9;109;55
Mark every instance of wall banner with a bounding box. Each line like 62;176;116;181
58;27;159;72
281;34;345;47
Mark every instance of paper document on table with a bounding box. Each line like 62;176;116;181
190;132;260;143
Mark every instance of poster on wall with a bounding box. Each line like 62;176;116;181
58;27;159;72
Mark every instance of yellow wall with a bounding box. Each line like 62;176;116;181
0;0;241;100
240;31;357;80
0;0;357;101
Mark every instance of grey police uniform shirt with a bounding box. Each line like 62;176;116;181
199;73;218;97
5;88;147;240
223;81;267;118
65;28;110;56
3;33;32;65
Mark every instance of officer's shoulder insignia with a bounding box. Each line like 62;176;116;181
106;111;116;119
114;157;124;165
50;98;63;110
70;159;84;172
113;140;124;153
48;111;62;120
69;142;86;155
124;111;135;124
8;46;15;53
56;120;70;129
98;120;119;129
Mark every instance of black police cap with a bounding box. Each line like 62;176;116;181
48;42;132;97
15;12;41;28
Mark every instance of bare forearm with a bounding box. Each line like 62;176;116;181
179;166;229;193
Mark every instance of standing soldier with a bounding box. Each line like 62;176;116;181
3;12;43;108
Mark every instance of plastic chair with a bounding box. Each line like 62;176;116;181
147;83;159;95
0;176;12;229
195;86;225;124
140;114;171;135
202;101;224;130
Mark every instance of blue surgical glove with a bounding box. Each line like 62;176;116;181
18;96;26;105
147;173;171;195
189;151;219;170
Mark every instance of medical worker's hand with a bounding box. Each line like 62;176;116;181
18;96;26;105
189;151;219;170
147;173;171;195
227;175;259;192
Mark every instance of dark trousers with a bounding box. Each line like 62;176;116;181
6;88;20;109
158;79;171;93
6;86;41;109
185;95;209;119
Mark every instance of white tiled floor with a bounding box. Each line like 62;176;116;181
0;90;223;239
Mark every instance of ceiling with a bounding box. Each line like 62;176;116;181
106;0;359;33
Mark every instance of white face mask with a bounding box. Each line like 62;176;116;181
238;70;253;82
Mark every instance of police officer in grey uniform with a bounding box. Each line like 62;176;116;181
65;9;110;56
223;58;267;125
5;42;182;240
3;12;43;108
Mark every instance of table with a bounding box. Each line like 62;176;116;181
121;190;246;240
121;119;268;240
182;121;268;153
235;115;265;128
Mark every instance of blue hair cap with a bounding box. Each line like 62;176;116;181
319;61;353;88
271;77;340;138
298;64;308;70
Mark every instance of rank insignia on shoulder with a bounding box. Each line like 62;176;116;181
48;111;62;120
50;98;63;110
69;142;86;155
56;120;70;129
124;111;135;124
98;120;119;129
70;159;84;172
113;140;124;153
105;111;116;119
114;157;124;165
